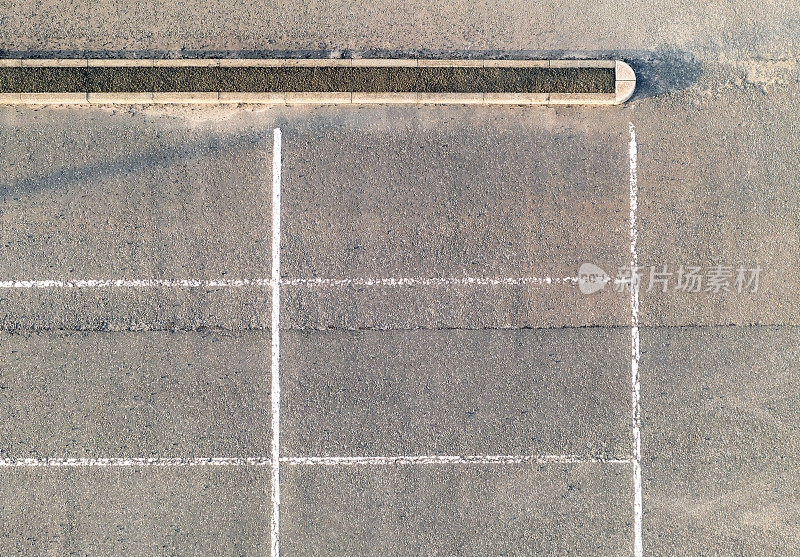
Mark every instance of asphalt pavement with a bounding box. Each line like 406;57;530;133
1;0;799;554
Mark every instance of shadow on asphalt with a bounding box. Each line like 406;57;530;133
0;129;269;198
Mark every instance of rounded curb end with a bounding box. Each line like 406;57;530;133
615;60;636;82
615;61;636;104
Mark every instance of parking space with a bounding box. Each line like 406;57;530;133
282;464;632;555
282;328;629;459
641;326;800;554
280;107;630;329
0;466;271;555
635;85;800;327
0;331;270;458
0;110;273;330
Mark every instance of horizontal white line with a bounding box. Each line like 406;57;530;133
0;455;632;467
282;455;632;466
0;277;580;289
282;277;581;287
0;279;272;289
0;457;271;467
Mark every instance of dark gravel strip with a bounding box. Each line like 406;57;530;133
0;67;615;94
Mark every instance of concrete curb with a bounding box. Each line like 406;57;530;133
418;92;484;104
0;58;636;105
549;93;617;105
19;92;88;104
218;92;285;103
484;93;549;105
87;59;152;67
550;60;615;68
20;59;89;67
152;59;220;67
87;92;154;103
284;92;353;104
151;92;219;103
417;60;485;68
483;60;549;68
615;60;636;104
351;59;417;67
351;92;419;104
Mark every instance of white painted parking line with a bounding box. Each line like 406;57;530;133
0;455;631;467
0;279;272;289
270;127;283;557
282;455;632;466
282;277;582;287
0;276;582;288
0;279;273;288
0;457;271;467
629;122;643;557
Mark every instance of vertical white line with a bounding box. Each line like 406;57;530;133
629;122;643;557
270;127;282;557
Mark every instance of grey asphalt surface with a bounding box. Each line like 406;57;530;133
0;331;271;457
641;326;800;555
282;329;629;458
1;0;800;555
0;466;271;555
282;464;632;556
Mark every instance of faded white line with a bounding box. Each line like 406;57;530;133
0;457;270;467
0;455;632;467
283;455;633;466
0;279;272;288
0;276;581;288
270;127;282;557
629;122;643;557
282;276;581;287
